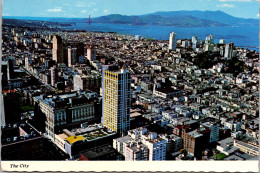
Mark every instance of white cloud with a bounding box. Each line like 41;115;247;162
88;2;96;7
88;8;98;14
81;10;87;13
219;0;257;2
47;7;62;12
257;13;259;17
76;4;86;7
217;4;235;8
76;1;95;8
104;9;109;14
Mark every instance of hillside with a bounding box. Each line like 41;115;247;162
92;13;227;27
3;18;73;28
148;10;258;26
3;10;258;27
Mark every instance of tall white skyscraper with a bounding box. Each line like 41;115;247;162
224;42;234;58
192;36;198;49
102;65;131;135
192;36;197;44
169;32;176;50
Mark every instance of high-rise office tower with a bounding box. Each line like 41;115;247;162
7;59;14;80
68;47;77;67
205;34;214;44
50;65;58;87
52;35;64;63
192;36;197;44
204;43;214;52
169;32;176;51
102;65;131;135
87;45;96;61
192;36;198;49
224;42;234;58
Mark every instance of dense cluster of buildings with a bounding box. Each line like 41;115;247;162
1;24;259;161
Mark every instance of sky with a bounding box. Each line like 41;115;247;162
2;0;259;19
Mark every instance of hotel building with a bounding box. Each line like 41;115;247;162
34;91;96;141
102;65;131;135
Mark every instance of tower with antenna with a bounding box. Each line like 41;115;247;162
89;15;91;26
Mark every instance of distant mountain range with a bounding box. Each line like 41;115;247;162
3;10;259;27
92;14;226;27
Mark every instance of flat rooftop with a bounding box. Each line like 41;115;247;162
128;143;148;152
80;144;115;159
82;130;111;141
72;124;103;134
64;125;116;144
235;140;259;152
218;137;234;146
188;130;203;138
66;136;85;144
57;133;69;141
114;136;132;143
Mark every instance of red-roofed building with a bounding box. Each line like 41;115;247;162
2;90;16;94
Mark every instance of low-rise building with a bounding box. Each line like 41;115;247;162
160;134;183;153
224;120;242;132
124;140;149;161
79;144;119;160
113;135;132;154
153;87;183;99
73;73;101;93
113;127;167;161
216;137;239;156
233;140;259;156
56;124;116;159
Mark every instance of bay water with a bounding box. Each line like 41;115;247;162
66;23;259;50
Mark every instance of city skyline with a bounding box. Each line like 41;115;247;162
3;0;259;19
